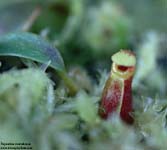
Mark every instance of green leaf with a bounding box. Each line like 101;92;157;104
0;32;78;95
0;32;65;72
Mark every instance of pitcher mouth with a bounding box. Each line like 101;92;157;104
110;50;136;79
111;63;135;79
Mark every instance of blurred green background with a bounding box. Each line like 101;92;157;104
0;0;166;95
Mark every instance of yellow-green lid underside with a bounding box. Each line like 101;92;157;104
111;50;136;66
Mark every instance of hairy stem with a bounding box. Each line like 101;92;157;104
58;71;78;96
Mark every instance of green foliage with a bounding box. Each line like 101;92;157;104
0;69;167;150
0;32;65;72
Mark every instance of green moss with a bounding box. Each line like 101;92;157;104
0;68;166;150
